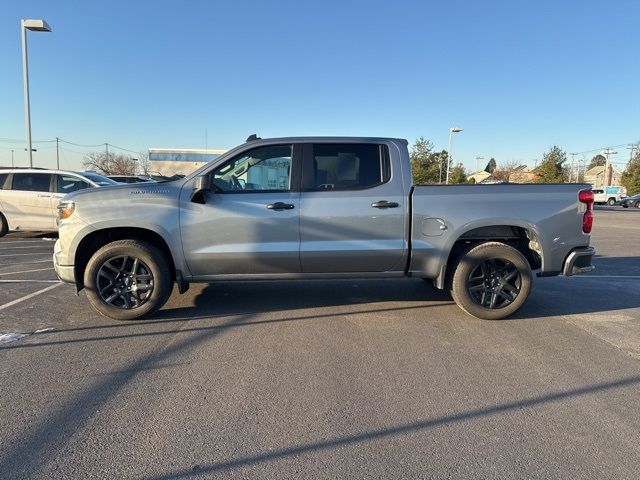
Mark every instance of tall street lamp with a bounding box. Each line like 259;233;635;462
21;18;52;168
446;127;463;184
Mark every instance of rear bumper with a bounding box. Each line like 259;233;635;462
562;246;595;276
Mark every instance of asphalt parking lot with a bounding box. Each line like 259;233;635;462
1;207;639;479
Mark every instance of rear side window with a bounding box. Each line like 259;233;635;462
56;175;91;193
11;173;52;192
306;144;389;191
0;173;8;189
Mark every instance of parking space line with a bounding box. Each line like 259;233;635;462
0;280;60;284
0;246;56;250
0;253;53;257
0;240;55;245
0;283;63;311
569;275;640;279
1;260;53;266
0;268;54;276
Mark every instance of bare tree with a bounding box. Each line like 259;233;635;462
83;152;137;175
136;151;151;176
492;160;521;182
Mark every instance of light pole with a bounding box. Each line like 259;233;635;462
11;149;14;167
446;127;463;184
474;156;484;174
21;19;52;168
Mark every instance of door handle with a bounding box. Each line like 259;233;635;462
266;202;295;211
37;194;52;198
371;200;399;209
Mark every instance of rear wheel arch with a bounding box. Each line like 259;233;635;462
74;227;176;290
437;225;542;289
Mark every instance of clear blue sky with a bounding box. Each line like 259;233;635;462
1;0;638;171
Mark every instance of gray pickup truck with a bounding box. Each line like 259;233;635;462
54;136;595;320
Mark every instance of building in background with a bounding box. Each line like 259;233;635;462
148;148;227;176
584;165;622;188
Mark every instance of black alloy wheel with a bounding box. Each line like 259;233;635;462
96;255;154;309
467;258;521;309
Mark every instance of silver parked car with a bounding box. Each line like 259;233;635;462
0;168;118;236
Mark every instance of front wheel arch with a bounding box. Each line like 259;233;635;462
74;227;176;291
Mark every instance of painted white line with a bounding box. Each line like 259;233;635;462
0;279;60;283
0;245;55;250
0;283;63;311
569;275;640;279
0;259;53;266
0;239;52;246
0;252;52;257
0;268;54;276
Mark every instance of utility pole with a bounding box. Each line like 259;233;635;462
627;144;638;162
11;149;14;167
56;137;59;169
569;153;577;183
602;148;617;187
105;143;109;169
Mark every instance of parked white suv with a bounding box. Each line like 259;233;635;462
0;168;118;237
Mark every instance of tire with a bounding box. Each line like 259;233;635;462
607;198;616;206
0;213;7;238
636;202;640;209
450;241;532;320
84;239;173;320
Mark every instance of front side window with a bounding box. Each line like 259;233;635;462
57;175;91;193
11;173;52;192
307;144;388;191
213;145;292;192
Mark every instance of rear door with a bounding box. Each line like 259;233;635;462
299;142;407;273
5;173;55;230
180;143;302;276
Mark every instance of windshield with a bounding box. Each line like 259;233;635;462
80;172;120;186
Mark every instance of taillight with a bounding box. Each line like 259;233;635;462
579;189;594;233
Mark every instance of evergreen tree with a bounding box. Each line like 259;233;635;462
486;158;497;173
587;154;606;170
536;146;568;183
621;151;640;195
410;137;441;184
449;163;469;184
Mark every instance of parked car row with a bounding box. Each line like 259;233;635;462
620;194;640;208
0;168;147;237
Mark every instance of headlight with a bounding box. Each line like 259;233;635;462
57;201;75;221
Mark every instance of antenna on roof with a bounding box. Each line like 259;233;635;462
246;134;261;142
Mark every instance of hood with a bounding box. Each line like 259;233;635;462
64;178;184;202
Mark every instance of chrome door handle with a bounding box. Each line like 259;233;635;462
266;202;295;211
371;200;399;209
37;194;52;198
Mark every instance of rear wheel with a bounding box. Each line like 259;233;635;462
84;239;172;320
607;198;616;206
0;213;7;237
451;242;532;320
636;202;640;209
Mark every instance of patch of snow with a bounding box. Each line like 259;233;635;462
0;333;29;345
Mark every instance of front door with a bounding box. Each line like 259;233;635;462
181;144;302;277
299;143;407;273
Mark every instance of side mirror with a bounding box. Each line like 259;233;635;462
190;173;211;204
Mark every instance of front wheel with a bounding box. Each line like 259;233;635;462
451;242;532;320
635;202;640;209
84;239;173;320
